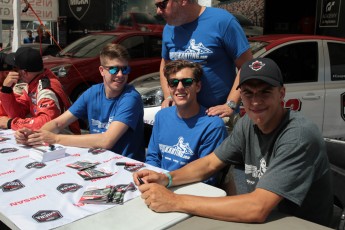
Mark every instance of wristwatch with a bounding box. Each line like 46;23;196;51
226;100;237;110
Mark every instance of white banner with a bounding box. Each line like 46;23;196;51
0;130;160;230
0;0;58;21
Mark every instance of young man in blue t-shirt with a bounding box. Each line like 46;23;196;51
15;44;145;161
146;60;227;185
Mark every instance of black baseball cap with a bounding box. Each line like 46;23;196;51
237;58;283;89
5;47;43;72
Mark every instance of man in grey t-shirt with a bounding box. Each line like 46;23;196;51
133;57;333;227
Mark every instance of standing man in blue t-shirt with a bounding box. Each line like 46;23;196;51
146;60;228;185
23;30;34;44
156;0;253;130
15;44;145;161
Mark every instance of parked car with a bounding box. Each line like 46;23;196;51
115;12;164;32
131;34;345;140
43;31;162;102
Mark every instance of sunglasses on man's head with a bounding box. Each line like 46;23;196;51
168;78;196;88
155;0;169;10
103;66;131;75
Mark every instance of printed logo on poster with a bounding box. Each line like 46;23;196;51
319;0;341;27
68;0;91;21
32;210;63;223
1;179;25;192
57;183;83;194
26;162;47;169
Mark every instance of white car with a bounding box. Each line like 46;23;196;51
131;34;345;140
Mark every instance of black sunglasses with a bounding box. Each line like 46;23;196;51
168;78;196;88
103;66;131;75
155;0;169;10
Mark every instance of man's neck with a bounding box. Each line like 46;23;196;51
182;4;205;25
176;103;200;119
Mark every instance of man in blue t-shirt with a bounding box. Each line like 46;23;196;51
156;0;252;130
145;60;227;185
23;30;34;44
15;44;145;161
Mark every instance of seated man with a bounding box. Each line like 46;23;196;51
145;60;227;185
0;47;79;134
133;58;333;226
15;44;145;161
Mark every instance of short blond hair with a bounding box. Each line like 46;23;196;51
99;43;130;66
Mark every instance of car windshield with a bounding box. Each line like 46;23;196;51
249;40;269;55
58;34;115;58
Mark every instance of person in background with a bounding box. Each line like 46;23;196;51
15;44;145;161
133;58;333;227
0;47;79;134
35;26;50;44
156;0;253;131
23;30;34;44
146;60;227;185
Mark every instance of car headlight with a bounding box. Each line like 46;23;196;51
141;88;163;108
50;64;72;78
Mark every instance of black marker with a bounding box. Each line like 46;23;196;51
49;144;56;151
137;177;145;185
116;162;144;166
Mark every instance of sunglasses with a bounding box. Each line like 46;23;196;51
103;66;131;75
155;0;169;10
167;78;196;88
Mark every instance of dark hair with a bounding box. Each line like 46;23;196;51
99;43;130;66
164;60;203;82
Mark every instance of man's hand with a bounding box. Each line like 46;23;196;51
15;128;35;145
133;169;169;187
161;97;174;109
26;130;58;146
139;183;179;212
0;116;10;129
206;104;234;118
3;71;20;87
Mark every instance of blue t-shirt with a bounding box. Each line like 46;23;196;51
146;106;228;185
69;83;145;161
162;7;250;108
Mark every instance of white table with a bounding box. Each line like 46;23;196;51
55;183;225;230
0;130;225;230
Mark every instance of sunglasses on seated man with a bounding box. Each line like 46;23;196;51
167;78;196;88
103;66;131;75
155;0;169;10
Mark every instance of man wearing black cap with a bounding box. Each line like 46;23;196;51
0;47;79;133
133;57;333;227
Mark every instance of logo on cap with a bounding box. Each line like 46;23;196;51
249;60;265;71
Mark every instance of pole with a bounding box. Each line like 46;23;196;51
12;0;21;52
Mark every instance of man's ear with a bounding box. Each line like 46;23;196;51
99;66;105;77
196;80;201;93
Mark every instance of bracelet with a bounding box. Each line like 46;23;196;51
164;172;172;188
166;96;172;100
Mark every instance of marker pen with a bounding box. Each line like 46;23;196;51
115;162;144;166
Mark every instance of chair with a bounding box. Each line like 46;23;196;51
325;138;345;230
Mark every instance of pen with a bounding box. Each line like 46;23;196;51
137;177;145;185
116;162;144;166
49;144;55;151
